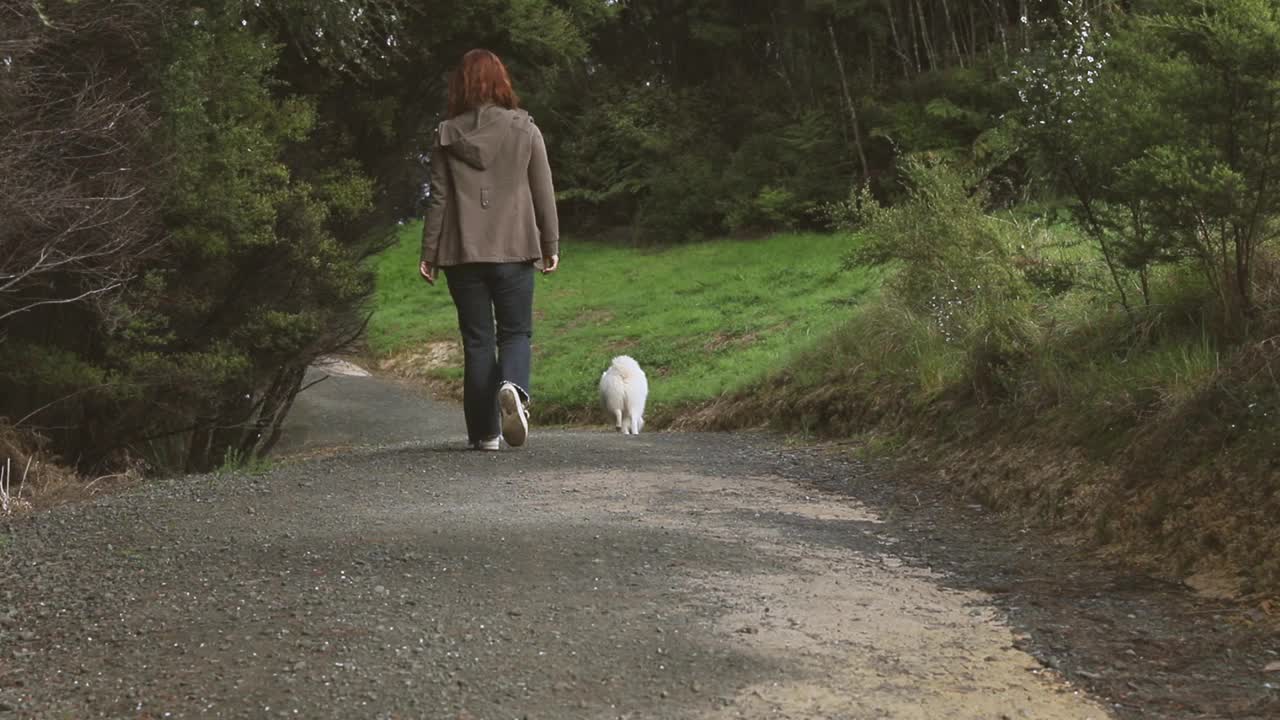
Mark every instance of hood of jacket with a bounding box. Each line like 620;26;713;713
439;105;531;170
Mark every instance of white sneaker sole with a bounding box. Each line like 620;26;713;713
498;385;528;447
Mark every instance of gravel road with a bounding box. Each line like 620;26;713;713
1;372;1275;718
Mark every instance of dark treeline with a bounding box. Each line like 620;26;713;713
4;0;1275;475
548;0;1073;240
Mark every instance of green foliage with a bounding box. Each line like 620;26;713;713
771;199;1253;447
720;110;848;234
841;158;1034;370
0;2;385;473
555;84;735;242
129;6;378;469
725;186;808;232
0;343;108;393
1016;0;1280;328
872;68;1016;166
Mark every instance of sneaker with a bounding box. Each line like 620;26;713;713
498;382;529;447
472;436;501;451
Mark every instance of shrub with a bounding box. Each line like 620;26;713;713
840;157;1036;396
0;2;381;473
724;186;814;234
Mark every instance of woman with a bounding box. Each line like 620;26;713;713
419;49;560;451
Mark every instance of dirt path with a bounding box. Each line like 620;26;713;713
1;373;1275;718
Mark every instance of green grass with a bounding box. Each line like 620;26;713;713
369;222;879;417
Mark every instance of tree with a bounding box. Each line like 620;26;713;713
1017;0;1280;330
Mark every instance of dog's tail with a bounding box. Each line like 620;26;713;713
609;355;646;383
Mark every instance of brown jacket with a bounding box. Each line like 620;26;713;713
421;105;560;267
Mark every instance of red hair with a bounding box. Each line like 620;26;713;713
448;49;520;118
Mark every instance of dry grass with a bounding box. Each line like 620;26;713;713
1;457;33;515
0;422;140;514
376;341;465;402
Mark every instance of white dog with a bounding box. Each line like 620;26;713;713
599;355;648;435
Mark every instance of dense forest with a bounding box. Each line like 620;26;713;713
2;0;1277;486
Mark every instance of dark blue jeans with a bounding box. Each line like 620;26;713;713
444;262;534;443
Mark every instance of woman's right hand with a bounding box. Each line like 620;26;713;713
419;260;436;285
540;255;559;275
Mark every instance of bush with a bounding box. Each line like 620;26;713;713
0;2;381;474
838;158;1036;399
723;186;814;234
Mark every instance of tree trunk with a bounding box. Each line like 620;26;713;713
255;366;307;459
868;29;877;86
962;1;972;65
769;9;799;107
185;419;213;474
989;0;1008;62
915;0;938;72
827;20;870;181
238;365;296;458
884;0;912;78
1019;0;1030;51
905;0;923;74
940;0;964;67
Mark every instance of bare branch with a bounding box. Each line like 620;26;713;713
0;282;125;322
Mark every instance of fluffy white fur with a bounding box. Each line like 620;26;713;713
599;355;648;435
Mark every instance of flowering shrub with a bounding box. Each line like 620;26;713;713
1009;1;1109;133
837;156;1036;397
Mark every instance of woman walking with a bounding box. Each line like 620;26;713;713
419;49;560;450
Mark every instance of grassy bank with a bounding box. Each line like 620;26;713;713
680;164;1280;597
368;222;879;421
693;282;1280;595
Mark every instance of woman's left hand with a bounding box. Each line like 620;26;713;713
419;260;436;285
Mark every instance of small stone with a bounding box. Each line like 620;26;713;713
1265;661;1280;673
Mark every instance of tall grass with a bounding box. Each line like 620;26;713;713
368;223;880;418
